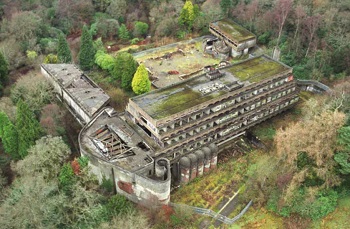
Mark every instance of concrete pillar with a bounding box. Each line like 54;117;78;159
188;153;198;181
179;157;190;184
202;147;212;173
195;150;204;176
209;143;218;169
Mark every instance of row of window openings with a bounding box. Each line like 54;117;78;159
209;26;239;46
164;97;299;154
159;86;296;134
163;96;299;147
159;81;294;133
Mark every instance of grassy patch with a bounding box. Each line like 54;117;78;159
310;196;350;229
226;56;289;83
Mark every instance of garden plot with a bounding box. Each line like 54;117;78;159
133;37;221;88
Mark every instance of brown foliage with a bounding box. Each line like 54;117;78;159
275;99;345;193
71;159;80;175
40;104;65;136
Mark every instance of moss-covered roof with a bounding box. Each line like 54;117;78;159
225;55;290;83
211;19;255;42
132;55;291;120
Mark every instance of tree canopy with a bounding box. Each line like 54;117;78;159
79;25;96;71
16;100;42;159
57;34;72;63
111;52;138;90
132;64;151;95
0;52;8;87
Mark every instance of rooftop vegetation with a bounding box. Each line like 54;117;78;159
212;19;255;42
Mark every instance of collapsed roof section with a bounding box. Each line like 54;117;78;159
80;108;154;172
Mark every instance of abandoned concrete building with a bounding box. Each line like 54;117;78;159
41;20;299;206
208;19;256;57
41;64;110;125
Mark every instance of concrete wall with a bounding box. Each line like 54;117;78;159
41;65;91;124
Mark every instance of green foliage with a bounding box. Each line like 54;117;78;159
26;50;37;60
79;25;96;71
16;136;71;180
179;0;196;29
57;34;72;63
103;195;133;217
101;176;114;194
43;54;58;64
133;21;149;38
118;24;130;41
130;38;140;45
59;163;76;192
258;31;272;45
0;111;10;138
16;100;42;159
78;156;89;168
335;126;350;174
95;50;115;72
132;64;151;95
10;74;54;113
220;0;233;16
94;37;106;52
0;51;8;86
268;188;338;220
2;122;19;160
111;52;138;90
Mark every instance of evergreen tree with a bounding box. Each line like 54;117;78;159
179;0;195;29
57;34;72;63
118;24;130;41
220;0;233;16
78;26;96;71
132;64;151;95
0;52;8;88
0;112;10;138
111;52;138;90
2;122;19;159
16;100;42;158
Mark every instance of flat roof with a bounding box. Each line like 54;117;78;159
210;19;256;43
80;108;154;171
42;64;110;117
133;37;221;88
131;55;291;120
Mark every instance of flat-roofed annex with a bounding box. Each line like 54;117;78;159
41;64;110;117
210;19;256;43
130;55;291;121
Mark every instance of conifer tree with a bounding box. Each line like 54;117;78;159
111;52;138;90
2;122;19;160
220;0;233;16
0;52;8;88
16;100;42;158
0;112;10;138
118;24;130;41
179;0;195;29
57;34;72;63
78;26;96;71
132;64;151;95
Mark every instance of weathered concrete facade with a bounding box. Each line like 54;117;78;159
209;19;257;56
41;64;110;125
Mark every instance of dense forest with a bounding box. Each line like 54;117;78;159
0;0;349;228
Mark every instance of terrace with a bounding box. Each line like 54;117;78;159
131;55;291;120
133;37;222;89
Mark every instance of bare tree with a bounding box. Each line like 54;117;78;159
303;14;322;57
273;0;294;47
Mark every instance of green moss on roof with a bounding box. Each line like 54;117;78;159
226;56;290;83
213;19;255;42
155;89;215;119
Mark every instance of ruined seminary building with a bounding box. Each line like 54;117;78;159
41;19;299;206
